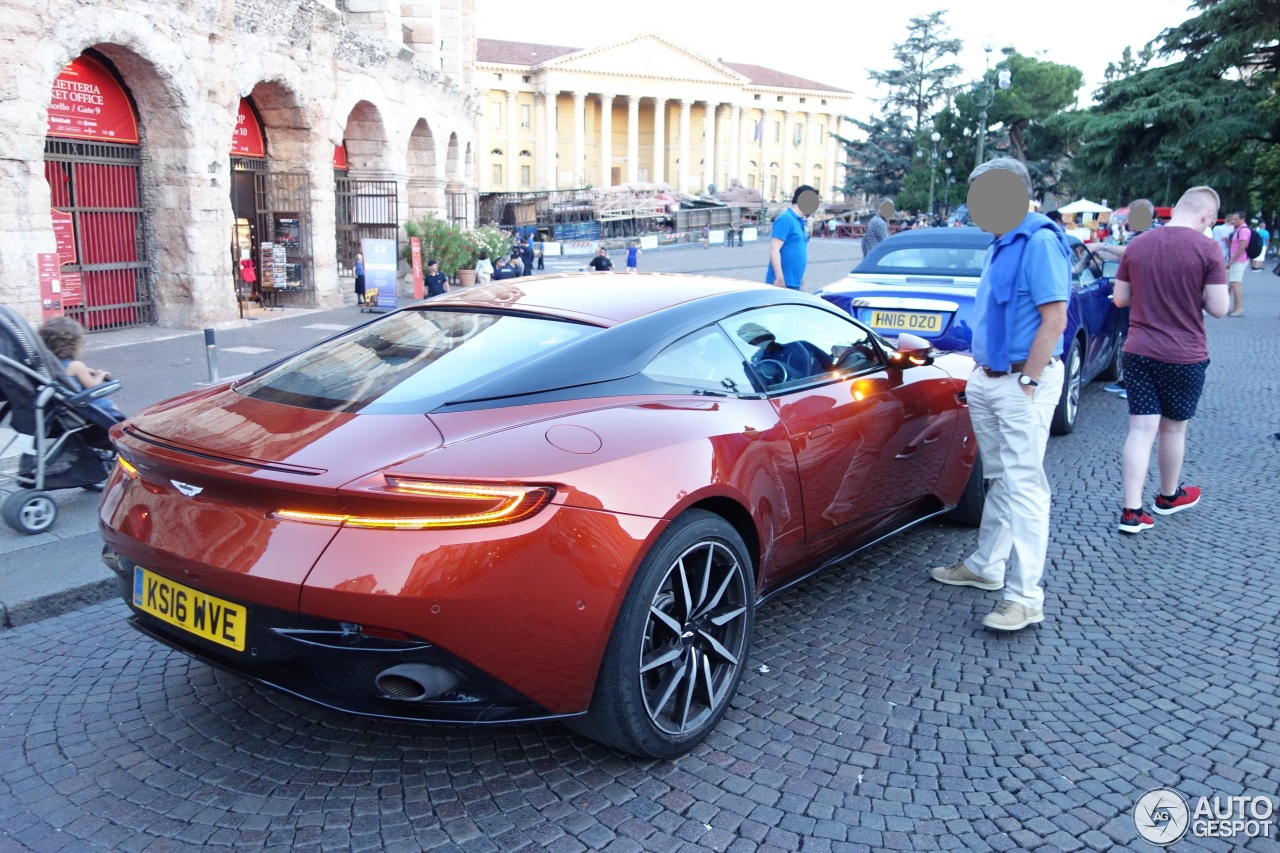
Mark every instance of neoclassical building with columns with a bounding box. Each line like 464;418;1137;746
476;35;853;203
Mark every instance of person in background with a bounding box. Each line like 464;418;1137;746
625;240;641;273
1210;218;1232;265
424;259;449;297
1225;210;1250;316
38;316;125;421
522;238;536;276
491;256;517;281
509;246;524;276
353;253;365;305
766;185;817;290
536;239;545;270
1252;221;1269;269
475;250;493;285
587;247;613;272
862;203;890;257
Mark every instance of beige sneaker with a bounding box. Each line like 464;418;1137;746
929;561;1003;591
981;601;1044;631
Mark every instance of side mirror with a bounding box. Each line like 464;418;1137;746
1102;260;1120;279
891;333;934;367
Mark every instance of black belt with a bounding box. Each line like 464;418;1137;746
980;356;1057;378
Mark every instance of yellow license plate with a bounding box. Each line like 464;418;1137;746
869;311;944;333
133;567;247;651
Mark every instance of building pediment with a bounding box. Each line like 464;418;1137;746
542;34;746;86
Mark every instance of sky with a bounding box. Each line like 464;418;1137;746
475;0;1196;122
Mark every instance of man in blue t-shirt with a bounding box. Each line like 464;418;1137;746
765;185;818;290
928;158;1069;634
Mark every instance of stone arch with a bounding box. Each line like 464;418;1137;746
42;34;213;328
407;118;441;219
343;100;392;175
244;79;311;169
445;132;461;189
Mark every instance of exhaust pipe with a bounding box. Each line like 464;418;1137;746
375;664;459;701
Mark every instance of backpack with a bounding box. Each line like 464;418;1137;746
1245;228;1263;259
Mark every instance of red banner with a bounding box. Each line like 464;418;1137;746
333;144;348;170
410;237;424;300
47;55;139;143
51;208;77;265
232;99;266;158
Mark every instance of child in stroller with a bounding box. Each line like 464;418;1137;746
0;307;122;534
38;316;125;421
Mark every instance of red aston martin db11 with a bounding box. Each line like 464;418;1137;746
100;275;981;757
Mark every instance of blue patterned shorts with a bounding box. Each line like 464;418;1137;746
1123;353;1209;420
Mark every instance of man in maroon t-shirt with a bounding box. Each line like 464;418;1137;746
1112;186;1229;534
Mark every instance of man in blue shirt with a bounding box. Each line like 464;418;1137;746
929;158;1069;633
765;185;818;290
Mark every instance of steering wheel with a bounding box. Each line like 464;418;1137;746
753;358;790;387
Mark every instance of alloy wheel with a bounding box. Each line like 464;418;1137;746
638;540;750;735
1065;345;1082;427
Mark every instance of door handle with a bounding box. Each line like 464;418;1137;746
807;424;833;438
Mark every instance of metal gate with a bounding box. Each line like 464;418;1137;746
336;178;398;277
43;139;154;331
254;172;315;306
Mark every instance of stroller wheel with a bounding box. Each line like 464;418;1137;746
3;490;58;535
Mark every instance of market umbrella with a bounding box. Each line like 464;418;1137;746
1057;199;1112;215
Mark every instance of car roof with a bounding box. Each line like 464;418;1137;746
427;273;778;326
855;225;1085;275
413;278;848;410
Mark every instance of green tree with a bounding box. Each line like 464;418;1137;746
832;111;915;202
1060;0;1278;210
836;11;963;203
867;11;964;137
988;52;1083;166
1104;44;1154;82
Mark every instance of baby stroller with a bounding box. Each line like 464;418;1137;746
0;306;122;534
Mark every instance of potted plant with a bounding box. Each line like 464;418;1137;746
404;213;474;284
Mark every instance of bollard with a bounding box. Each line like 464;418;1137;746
204;328;219;383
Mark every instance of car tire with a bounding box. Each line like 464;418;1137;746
948;452;985;527
1098;328;1125;382
567;509;756;758
1051;338;1083;436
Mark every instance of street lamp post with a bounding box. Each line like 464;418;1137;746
927;131;941;219
973;37;1012;170
944;166;953;216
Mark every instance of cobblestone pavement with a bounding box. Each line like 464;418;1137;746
1;270;1278;852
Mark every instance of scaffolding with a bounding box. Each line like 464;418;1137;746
478;188;595;233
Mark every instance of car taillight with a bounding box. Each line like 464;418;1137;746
116;456;139;479
272;479;555;530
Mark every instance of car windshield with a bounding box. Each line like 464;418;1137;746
235;309;599;414
861;246;988;276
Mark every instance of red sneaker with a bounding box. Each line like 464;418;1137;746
1119;508;1154;534
1152;485;1201;516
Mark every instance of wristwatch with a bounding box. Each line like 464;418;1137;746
1019;374;1038;387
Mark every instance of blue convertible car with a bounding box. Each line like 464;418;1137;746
818;227;1124;435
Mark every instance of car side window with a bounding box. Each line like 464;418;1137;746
642;326;755;396
721;305;883;393
1071;245;1101;283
